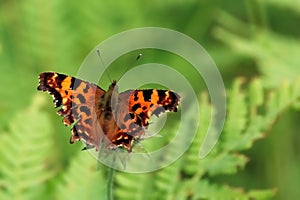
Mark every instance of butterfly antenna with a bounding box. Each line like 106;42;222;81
117;53;143;82
96;48;113;83
136;53;142;61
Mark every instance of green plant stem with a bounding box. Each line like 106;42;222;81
107;167;115;200
107;156;116;200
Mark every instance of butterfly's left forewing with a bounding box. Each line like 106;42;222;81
37;72;106;150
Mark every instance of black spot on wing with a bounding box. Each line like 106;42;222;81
157;90;166;103
80;106;91;115
83;84;90;93
77;94;86;104
132;103;141;112
129;113;134;119
142;90;153;102
71;78;81;90
136;116;142;125
133;92;139;101
84;118;91;125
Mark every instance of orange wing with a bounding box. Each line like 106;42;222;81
121;89;180;127
112;89;180;151
37;72;106;150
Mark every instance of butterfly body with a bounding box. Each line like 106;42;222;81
37;72;180;152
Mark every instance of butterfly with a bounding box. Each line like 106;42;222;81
37;72;180;152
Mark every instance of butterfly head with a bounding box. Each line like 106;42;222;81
109;80;117;89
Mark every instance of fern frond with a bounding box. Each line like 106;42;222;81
223;78;248;147
55;151;106;200
214;11;300;88
114;120;183;200
181;179;276;199
115;172;154;200
152;153;183;200
0;94;56;200
179;77;299;199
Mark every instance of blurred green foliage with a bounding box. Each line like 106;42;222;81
0;0;300;199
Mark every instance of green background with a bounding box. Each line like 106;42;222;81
0;1;299;199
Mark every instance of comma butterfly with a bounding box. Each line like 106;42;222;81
37;72;180;152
